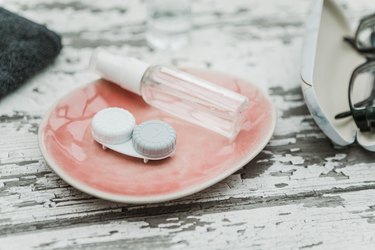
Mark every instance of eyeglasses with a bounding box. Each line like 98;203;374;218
335;13;375;132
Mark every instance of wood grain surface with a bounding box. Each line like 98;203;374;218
1;0;375;249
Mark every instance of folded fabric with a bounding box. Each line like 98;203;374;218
0;7;62;97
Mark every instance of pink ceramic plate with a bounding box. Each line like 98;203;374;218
38;69;276;203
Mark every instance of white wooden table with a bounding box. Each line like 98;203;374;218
1;0;375;249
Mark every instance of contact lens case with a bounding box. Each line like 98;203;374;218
91;107;176;163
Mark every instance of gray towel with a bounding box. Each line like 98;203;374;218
0;7;62;97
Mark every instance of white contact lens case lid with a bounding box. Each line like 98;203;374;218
92;108;136;145
91;107;176;163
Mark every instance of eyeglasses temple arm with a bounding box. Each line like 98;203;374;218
343;37;357;50
335;110;352;119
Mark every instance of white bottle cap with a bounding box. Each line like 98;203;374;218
89;48;150;96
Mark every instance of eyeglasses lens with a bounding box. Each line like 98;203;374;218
356;16;375;50
351;69;375;110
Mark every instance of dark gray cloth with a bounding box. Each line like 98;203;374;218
0;7;62;97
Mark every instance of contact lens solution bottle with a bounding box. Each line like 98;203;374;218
89;49;249;139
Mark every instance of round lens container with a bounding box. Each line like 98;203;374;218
91;107;136;145
132;120;177;159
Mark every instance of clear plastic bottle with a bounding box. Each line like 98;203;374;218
89;49;249;139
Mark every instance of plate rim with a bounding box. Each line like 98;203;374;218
38;69;277;204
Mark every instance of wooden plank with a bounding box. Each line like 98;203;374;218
1;189;375;249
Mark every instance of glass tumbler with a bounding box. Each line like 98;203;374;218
145;0;192;50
